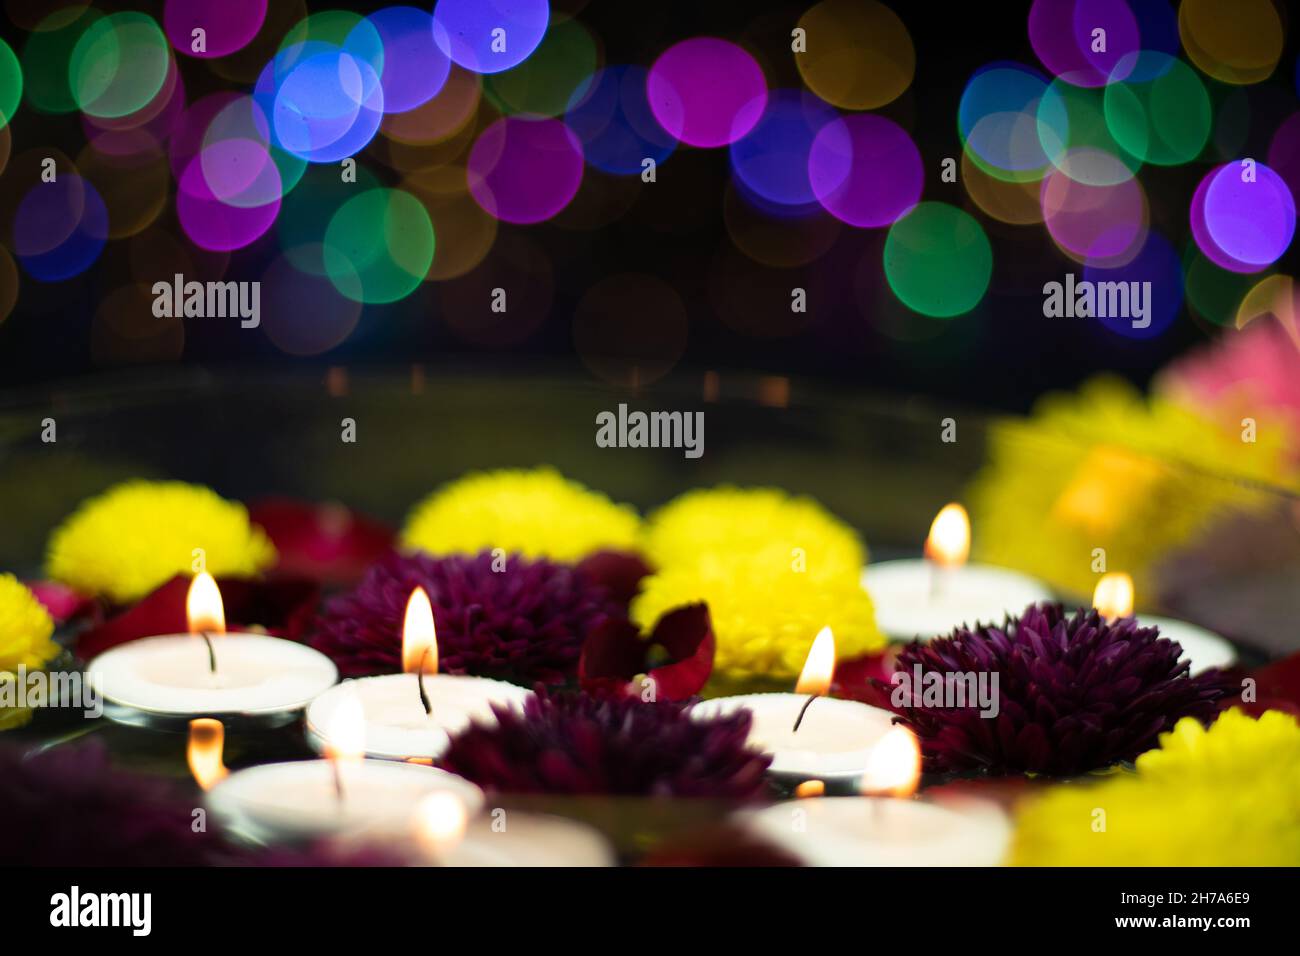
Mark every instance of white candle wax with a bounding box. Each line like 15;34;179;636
430;814;615;867
863;560;1052;641
207;759;483;843
1140;615;1237;673
305;673;533;761
741;795;1011;866
692;693;897;785
88;634;338;720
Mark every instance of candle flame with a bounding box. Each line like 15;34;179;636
187;718;228;790
925;503;970;569
794;626;835;695
794;780;825;799
323;690;366;765
859;726;922;797
402;587;438;675
186;572;226;634
1093;572;1135;622
414;791;469;857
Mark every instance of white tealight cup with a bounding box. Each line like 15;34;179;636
691;693;898;786
305;674;534;761
740;795;1011;866
1142;615;1237;673
430;814;616;867
863;560;1053;641
88;634;339;727
207;759;484;844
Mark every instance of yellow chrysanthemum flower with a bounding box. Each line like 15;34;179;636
402;467;641;562
1011;709;1300;866
46;481;276;604
633;487;883;681
967;376;1296;599
1;574;60;731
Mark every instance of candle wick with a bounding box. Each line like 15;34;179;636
330;759;345;806
791;693;821;733
200;631;217;674
417;648;433;717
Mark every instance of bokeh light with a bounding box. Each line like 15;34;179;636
1081;231;1182;339
646;37;767;149
883;202;992;318
1103;52;1210;166
729;89;836;210
21;7;104;115
1178;0;1283;86
164;0;267;59
484;15;597;117
468;116;584;224
1028;0;1139;88
367;6;452;114
0;37;21;126
69;11;173;120
433;0;550;75
1200;162;1295;269
260;251;364;355
959;62;1052;183
177;152;281;251
323;187;435;303
1041;166;1148;267
12;175;108;281
566;65;675;176
263;45;385;163
1037;79;1140;186
808;114;922;228
794;0;914;110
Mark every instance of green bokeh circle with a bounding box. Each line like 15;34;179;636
484;17;599;117
323;188;435;304
22;8;104;115
68;12;171;119
884;202;992;318
0;38;21;126
1104;55;1210;166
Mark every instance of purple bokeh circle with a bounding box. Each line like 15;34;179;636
808;114;922;228
432;0;549;74
164;0;267;59
468;116;584;224
368;6;451;113
1028;0;1139;88
646;37;767;149
177;152;280;251
1267;112;1300;208
1202;162;1295;269
1041;167;1147;265
1082;231;1182;340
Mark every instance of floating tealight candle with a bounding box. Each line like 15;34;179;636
740;726;1011;866
87;573;339;728
1092;572;1236;673
410;793;615;867
200;701;483;844
305;586;533;761
692;626;897;788
863;503;1052;640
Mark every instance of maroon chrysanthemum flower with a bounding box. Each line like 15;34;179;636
890;602;1234;777
0;741;231;866
0;741;408;867
310;550;628;684
438;691;772;800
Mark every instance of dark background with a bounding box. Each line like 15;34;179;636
1;0;1296;412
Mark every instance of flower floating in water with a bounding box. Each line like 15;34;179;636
311;550;627;684
0;574;60;730
892;602;1232;777
1011;709;1300;865
966;376;1295;598
633;487;883;681
438;690;772;800
46;481;275;604
402;467;641;562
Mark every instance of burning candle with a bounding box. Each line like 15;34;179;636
87;573;339;727
739;726;1011;866
863;503;1052;640
1092;572;1236;673
304;587;533;761
691;627;898;788
410;794;615;867
199;702;483;844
